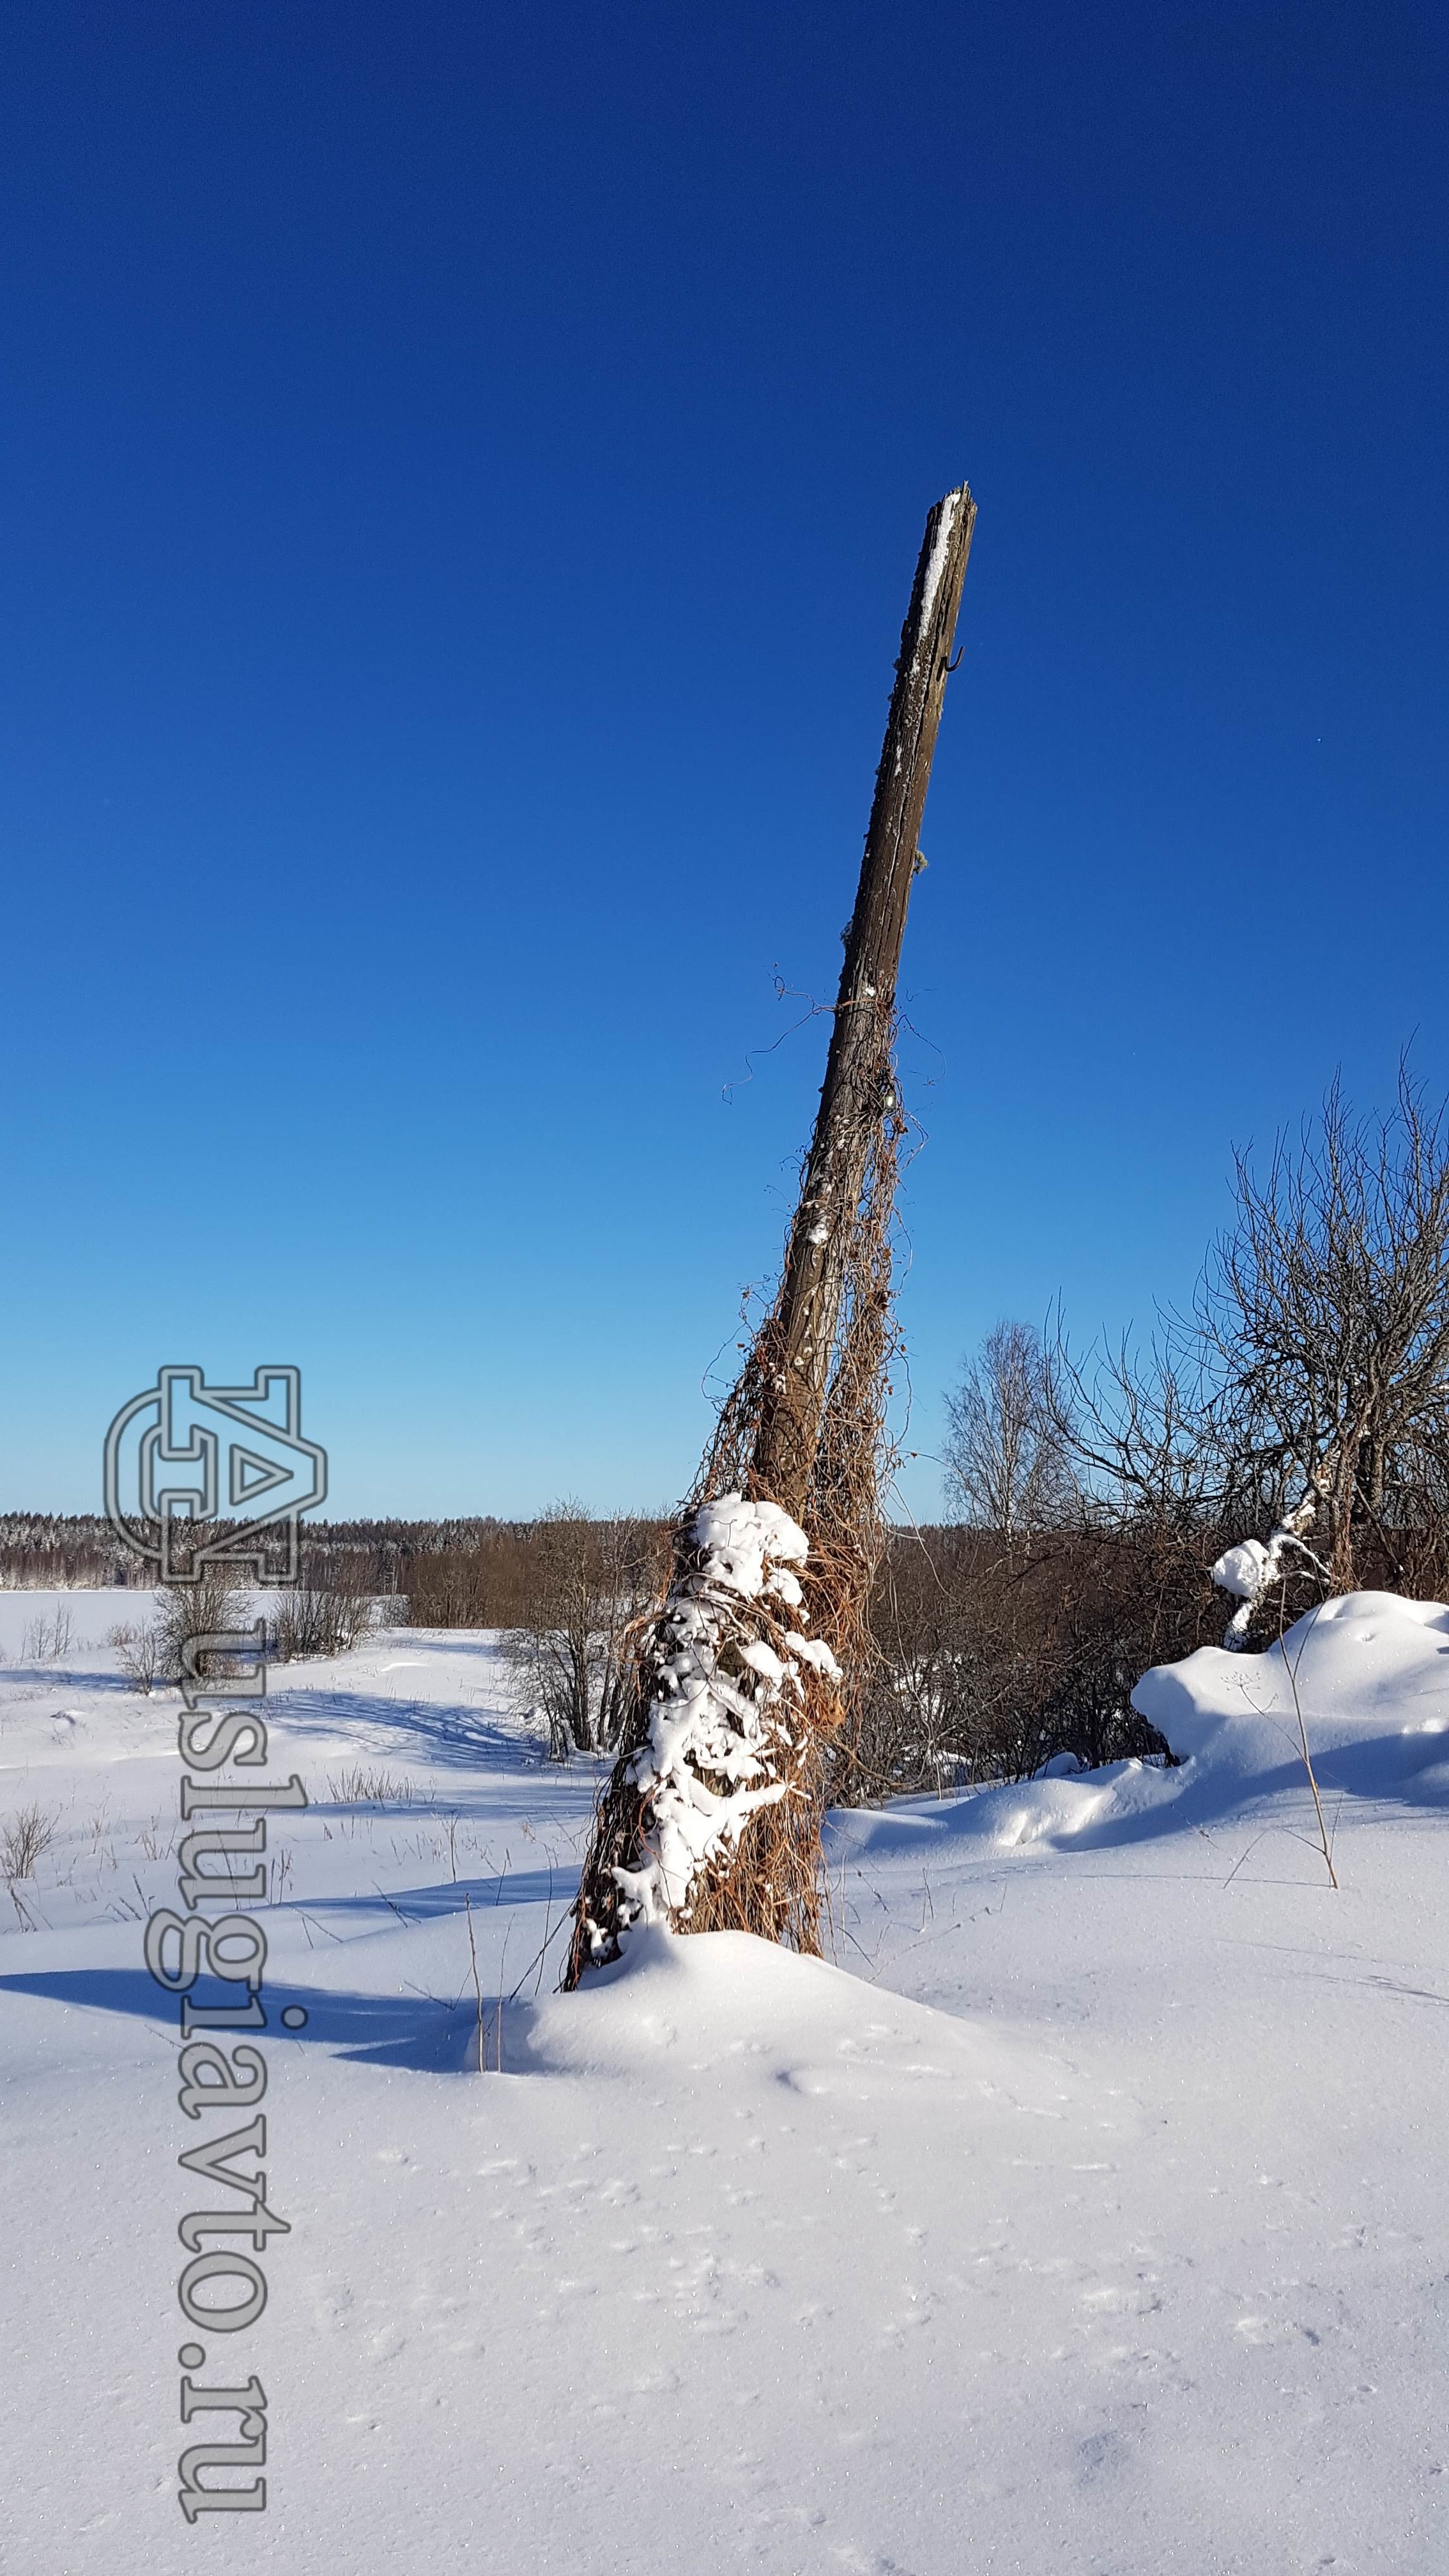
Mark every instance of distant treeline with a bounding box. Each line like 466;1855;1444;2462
0;1513;646;1630
0;1515;148;1588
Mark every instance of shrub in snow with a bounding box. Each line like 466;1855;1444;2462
107;1621;160;1695
2;1802;57;1881
268;1581;376;1662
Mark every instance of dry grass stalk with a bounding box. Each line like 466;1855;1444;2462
1277;1595;1338;1890
464;1893;486;2074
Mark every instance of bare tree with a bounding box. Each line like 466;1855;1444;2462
1046;1066;1449;1649
502;1504;663;1758
21;1605;73;1662
944;1321;1075;1535
1046;1322;1243;1535
153;1544;251;1682
1202;1066;1449;1600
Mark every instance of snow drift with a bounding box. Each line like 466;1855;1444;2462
832;1588;1449;1866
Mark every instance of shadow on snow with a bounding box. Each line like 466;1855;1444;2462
0;1963;479;2073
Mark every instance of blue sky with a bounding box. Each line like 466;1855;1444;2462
2;1;1446;1521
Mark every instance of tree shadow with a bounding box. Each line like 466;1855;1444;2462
268;1686;535;1773
303;1865;579;1921
4;1665;146;1697
0;1965;476;2073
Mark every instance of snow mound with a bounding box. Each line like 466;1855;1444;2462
519;1923;1054;2107
833;1591;1449;1862
1135;1588;1449;1799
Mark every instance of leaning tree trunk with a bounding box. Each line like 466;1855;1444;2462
565;487;976;1984
752;487;977;1514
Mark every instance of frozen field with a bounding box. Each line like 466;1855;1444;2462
3;1586;1448;2573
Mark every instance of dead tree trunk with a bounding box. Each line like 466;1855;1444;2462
564;487;974;1984
752;486;976;1515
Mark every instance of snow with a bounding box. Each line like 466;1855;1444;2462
600;1494;822;1940
1211;1535;1272;1600
689;1492;809;1598
916;486;961;638
1211;1508;1331;1646
4;1586;1449;2571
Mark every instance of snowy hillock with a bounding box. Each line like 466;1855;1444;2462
519;1915;1057;2110
833;1589;1449;1866
1133;1586;1449;1806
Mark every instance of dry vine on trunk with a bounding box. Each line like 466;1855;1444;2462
565;485;975;1985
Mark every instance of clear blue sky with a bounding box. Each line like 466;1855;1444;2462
2;2;1446;1521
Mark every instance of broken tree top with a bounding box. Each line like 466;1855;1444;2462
750;480;974;1512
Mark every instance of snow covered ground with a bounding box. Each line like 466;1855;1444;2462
3;1586;1448;2573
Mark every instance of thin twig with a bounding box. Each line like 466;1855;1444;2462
1278;1589;1338;1889
496;1924;510;2073
463;1894;485;2076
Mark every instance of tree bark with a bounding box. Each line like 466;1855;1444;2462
751;484;976;1515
